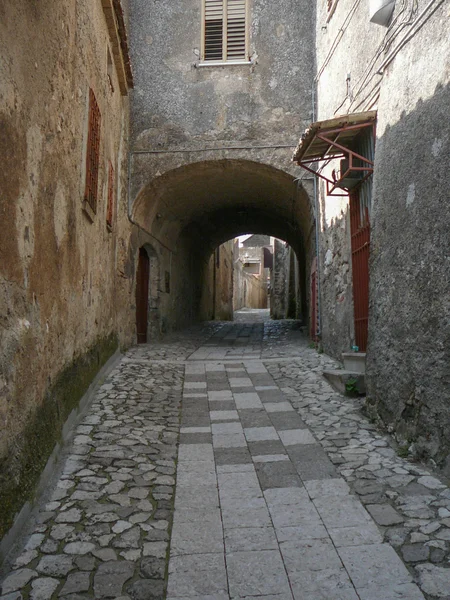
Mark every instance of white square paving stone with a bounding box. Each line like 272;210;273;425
170;519;224;556
245;363;268;374
275;523;329;542
224;527;278;552
304;478;350;498
172;508;221;525
184;382;207;389
229;377;253;387
289;567;359;600
212;433;247;448
180;427;211;434
216;463;256;474
278;429;316;446
255;386;278;391
210;410;240;421
174;487;219;510
338;543;413;589
313;495;372;529
233;393;263;409
167;553;228;597
178;444;215;462
264;487;310;507
253;454;290;463
227;550;292;598
328;524;383;547
280;539;343;572
221;506;272;528
208;390;233;401
244;426;279;442
264;402;295;412
357;583;426;600
269;502;323;528
211;422;243;434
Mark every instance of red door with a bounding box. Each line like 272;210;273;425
310;259;318;341
136;248;150;343
350;190;370;351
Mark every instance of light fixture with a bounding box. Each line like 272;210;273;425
369;0;395;26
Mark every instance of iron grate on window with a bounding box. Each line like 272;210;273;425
204;0;247;62
84;89;101;215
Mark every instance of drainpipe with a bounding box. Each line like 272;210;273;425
212;251;217;320
311;84;322;339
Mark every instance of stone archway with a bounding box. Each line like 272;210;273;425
130;159;315;330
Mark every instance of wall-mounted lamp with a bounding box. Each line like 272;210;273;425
369;0;395;26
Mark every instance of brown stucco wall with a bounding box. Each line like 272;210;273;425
0;0;133;537
200;241;235;321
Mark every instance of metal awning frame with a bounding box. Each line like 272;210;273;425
297;121;375;197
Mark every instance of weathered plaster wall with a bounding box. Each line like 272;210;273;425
366;2;450;470
271;240;287;319
200;241;235;321
315;0;450;466
127;0;316;327
271;240;306;321
314;0;386;358
234;261;268;311
0;0;133;538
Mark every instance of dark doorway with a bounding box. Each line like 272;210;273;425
136;247;150;343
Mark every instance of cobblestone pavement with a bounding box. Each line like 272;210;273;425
1;310;450;599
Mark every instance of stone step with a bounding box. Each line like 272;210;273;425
342;352;366;373
323;369;366;396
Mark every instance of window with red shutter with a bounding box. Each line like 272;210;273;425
84;89;101;216
107;161;114;230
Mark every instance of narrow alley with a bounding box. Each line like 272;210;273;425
1;311;449;599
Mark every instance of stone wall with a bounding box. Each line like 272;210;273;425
271;240;304;321
314;0;450;467
271;240;287;319
127;0;316;325
0;0;133;538
200;241;235;321
233;261;268;311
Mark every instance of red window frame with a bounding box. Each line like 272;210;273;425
84;89;101;214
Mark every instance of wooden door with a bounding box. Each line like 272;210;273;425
350;190;370;351
310;265;318;341
136;248;150;344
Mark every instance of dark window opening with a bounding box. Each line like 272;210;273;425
84;89;101;215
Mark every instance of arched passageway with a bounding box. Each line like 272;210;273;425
131;159;315;333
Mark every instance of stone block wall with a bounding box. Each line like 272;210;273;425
200;241;235;321
233;260;268;311
314;0;450;468
0;0;134;539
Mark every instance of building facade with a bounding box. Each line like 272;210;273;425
0;0;134;541
309;0;450;469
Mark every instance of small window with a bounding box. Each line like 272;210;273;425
106;161;114;230
327;0;339;19
107;48;114;93
202;0;248;63
84;89;101;215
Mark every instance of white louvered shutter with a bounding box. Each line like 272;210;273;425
226;0;246;60
204;0;224;61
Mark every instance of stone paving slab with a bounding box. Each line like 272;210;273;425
2;313;448;600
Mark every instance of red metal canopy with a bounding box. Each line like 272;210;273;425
293;111;377;196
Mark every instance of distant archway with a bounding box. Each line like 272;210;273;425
130;159;315;329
